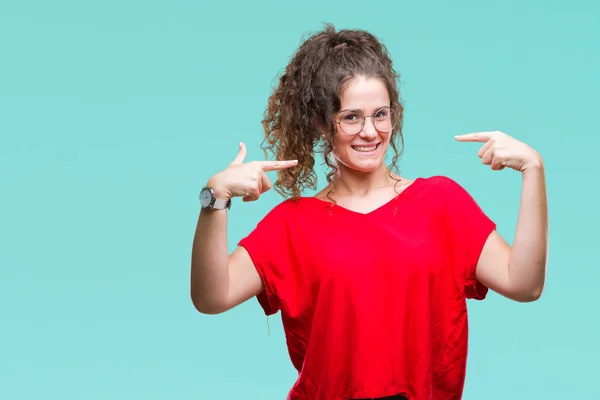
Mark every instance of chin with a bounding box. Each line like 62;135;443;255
353;164;383;173
340;159;384;173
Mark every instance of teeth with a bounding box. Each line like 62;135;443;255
353;145;377;152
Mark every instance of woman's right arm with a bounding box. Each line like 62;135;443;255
190;143;298;314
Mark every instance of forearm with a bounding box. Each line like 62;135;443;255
190;206;231;313
508;160;549;298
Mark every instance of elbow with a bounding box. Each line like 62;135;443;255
516;293;541;303
506;260;547;303
190;292;227;315
514;285;544;303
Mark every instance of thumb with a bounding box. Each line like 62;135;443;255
229;142;247;166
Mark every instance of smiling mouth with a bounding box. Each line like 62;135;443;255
351;143;380;152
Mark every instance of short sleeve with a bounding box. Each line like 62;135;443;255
438;176;496;300
238;201;294;316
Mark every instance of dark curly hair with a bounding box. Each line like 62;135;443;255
261;23;405;200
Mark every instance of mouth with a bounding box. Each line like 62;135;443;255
351;143;381;153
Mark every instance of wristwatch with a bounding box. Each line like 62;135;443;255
200;186;231;210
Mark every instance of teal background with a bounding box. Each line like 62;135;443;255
1;0;598;398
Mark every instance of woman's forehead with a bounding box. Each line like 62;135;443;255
339;76;390;111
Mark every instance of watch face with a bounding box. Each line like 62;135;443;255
200;188;213;208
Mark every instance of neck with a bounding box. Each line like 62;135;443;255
330;162;397;196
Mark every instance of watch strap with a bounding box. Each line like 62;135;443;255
212;197;231;210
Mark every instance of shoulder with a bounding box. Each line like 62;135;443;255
410;175;485;214
413;175;469;197
418;175;462;187
258;196;317;223
270;196;314;213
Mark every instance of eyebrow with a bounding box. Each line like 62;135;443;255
337;105;390;114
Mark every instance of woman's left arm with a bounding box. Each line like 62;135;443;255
455;131;549;302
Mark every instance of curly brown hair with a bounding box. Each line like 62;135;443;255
261;23;405;200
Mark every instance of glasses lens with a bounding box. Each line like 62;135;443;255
338;107;398;134
373;107;396;133
339;110;364;135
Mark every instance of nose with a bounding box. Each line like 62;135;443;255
359;116;378;139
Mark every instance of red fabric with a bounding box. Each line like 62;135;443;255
238;176;496;400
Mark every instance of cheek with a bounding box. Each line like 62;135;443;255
380;133;393;149
331;133;351;153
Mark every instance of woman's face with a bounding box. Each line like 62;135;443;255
330;76;392;174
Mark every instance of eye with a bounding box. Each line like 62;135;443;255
374;108;389;119
341;112;361;123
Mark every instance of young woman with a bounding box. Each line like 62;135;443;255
190;24;548;400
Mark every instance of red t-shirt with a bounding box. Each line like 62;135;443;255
238;175;496;400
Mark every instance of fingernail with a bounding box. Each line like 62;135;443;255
239;142;242;148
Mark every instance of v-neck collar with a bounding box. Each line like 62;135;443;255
301;177;423;216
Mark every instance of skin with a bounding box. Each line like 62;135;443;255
456;131;548;302
314;76;415;213
190;76;548;314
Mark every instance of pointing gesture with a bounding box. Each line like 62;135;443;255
209;142;298;202
455;130;543;172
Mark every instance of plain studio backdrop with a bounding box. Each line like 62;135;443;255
1;1;598;399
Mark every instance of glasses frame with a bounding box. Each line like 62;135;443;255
334;106;398;135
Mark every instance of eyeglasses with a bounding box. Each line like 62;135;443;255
334;106;398;135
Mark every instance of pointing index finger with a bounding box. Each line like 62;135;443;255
259;160;299;171
454;132;493;142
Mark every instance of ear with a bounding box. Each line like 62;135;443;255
313;118;328;139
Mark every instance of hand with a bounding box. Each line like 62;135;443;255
207;142;298;202
454;130;543;172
